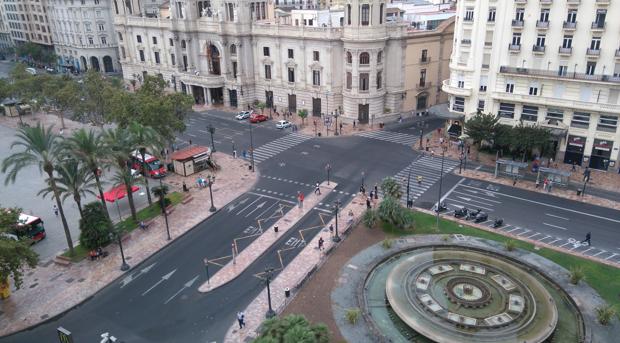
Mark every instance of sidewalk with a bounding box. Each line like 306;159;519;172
198;181;336;293
0;153;257;337
223;193;368;342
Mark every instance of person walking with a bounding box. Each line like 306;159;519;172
353;120;356;128
417;175;423;186
374;184;378;199
237;311;245;329
581;232;591;246
53;204;59;217
366;196;372;209
298;192;305;209
233;149;237;159
329;224;334;236
314;182;321;195
369;190;374;200
242;150;247;159
359;184;366;195
318;237;324;251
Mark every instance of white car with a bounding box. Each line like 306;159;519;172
276;120;292;129
25;67;37;75
236;111;251;120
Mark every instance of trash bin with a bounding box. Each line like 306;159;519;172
248;165;252;170
284;287;290;298
317;132;322;137
274;226;279;233
576;190;582;196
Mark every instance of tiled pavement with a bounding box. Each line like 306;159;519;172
0;153;257;337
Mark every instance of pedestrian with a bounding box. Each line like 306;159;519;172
339;122;343;133
426;137;430;146
398;115;403;123
369;190;374;200
298;192;304;209
374;184;378;197
535;179;540;189
329;224;334;236
547;180;553;193
318;237;324;251
233;149;237;158
182;181;189;192
314;182;321;195
353;120;356;128
189;139;192;145
582;232;591;246
242;150;247;159
59;128;64;136
512;176;517;186
237;311;245;329
417;175;423;186
366;196;371;209
360;184;366;195
53;204;59;216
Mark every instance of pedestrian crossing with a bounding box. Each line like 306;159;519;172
251;133;313;163
383;155;460;204
354;130;419;147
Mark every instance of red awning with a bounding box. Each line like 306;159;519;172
98;184;140;203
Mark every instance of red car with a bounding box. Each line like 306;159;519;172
250;113;268;123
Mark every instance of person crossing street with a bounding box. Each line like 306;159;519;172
314;182;321;195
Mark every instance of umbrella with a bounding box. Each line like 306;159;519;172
98;184;140;203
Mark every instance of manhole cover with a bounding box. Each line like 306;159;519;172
40;314;49;320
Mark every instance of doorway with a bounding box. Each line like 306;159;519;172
265;91;273;109
312;98;321;117
210;87;224;105
563;135;585;166
192;86;205;104
229;89;238;108
358;104;369;124
288;94;297;113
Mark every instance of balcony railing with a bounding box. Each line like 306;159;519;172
586;48;601;56
461;39;471;45
499;66;620;84
540;0;553;4
509;44;521;51
591;21;605;30
536;20;549;28
558;46;573;54
512;20;524;27
515;0;527;3
596;0;610;4
420;57;431;63
417;81;432;90
566;0;580;4
563;21;577;29
533;45;546;52
616;49;620;57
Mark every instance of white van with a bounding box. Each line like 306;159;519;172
25;67;37;75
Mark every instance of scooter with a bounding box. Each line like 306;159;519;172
492;218;504;228
466;209;481;220
454;207;468;218
474;212;488;223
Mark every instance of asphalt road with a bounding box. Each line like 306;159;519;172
3;109;620;343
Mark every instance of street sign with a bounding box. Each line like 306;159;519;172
57;327;73;343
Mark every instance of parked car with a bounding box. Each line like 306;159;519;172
276;120;291;129
45;66;56;73
235;111;252;120
25;67;37;75
250;113;268;123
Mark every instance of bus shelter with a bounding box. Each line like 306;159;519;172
494;159;528;178
537;167;571;187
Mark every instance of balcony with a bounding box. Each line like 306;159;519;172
596;0;610;5
461;39;471;45
586;48;601;56
420;57;431;64
536;20;549;29
558;46;573;55
515;0;527;3
540;0;553;4
442;80;472;97
532;45;546;53
591;21;605;31
563;21;577;30
491;91;620;114
509;44;521;52
499;66;620;86
417;81;432;90
512;20;524;28
566;0;580;4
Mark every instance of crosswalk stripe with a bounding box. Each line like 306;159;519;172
252;133;313;163
354;130;419;147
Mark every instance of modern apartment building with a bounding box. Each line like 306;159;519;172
47;0;120;73
0;1;13;51
3;0;53;46
114;0;454;124
443;0;620;171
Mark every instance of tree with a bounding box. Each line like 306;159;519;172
103;127;139;221
256;101;266;114
78;202;113;251
381;177;402;200
129;122;164;206
377;197;414;230
14;42;56;65
1;124;75;256
152;184;170;211
464;111;500;146
254;314;329;343
43;76;80;129
297;109;308;126
0;206;38;290
37;159;96;218
74;70;121;127
8;64;48;122
66;129;110;217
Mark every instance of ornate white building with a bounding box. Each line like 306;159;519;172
114;0;454;123
47;0;120;73
443;0;620;171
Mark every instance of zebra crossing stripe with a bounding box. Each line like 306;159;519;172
354;130;419;146
253;133;312;163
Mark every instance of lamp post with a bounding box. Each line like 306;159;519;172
325;163;331;185
159;178;171;240
332;200;341;242
249;120;255;172
203;258;210;285
264;267;276;318
436;145;448;228
361;171;365;190
417;120;426;150
207;175;216;212
406;167;412;208
334;109;340;136
207;123;216;152
115;224;130;271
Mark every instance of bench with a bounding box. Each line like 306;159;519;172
54;255;72;267
165;205;175;215
181;195;194;204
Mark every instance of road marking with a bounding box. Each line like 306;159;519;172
456;196;497;207
547;238;562;244
142;269;177;296
538;235;552;241
255;201;281;219
507;227;522;233
459;184;620;224
446;198;494;212
558;241;572;248
605;253;618;260
237;196;262;215
545;213;569;220
591;250;607;257
526;232;541;239
164;275;200;304
247;191;296;204
438;178;466;207
516;229;531;236
581;248;594;255
451;190;502;203
120;263;156;288
543;222;568;231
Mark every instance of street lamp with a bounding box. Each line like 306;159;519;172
334;109;340;136
203;258;210;285
207;175;216;212
361;171;365;190
325;163;331;185
436;145;448;228
114;224;130;271
417;120;427;150
332;200;341;242
264;267;276;318
207;123;216;152
249;120;255;172
159;178;171;240
406;167;412;208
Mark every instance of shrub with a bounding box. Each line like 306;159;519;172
504;239;516;252
441;234;450;242
380;177;402;200
596;305;617;326
377;197;414;230
79;202;113;250
362;209;379;229
569;265;586;285
382;238;393;249
345;308;361;325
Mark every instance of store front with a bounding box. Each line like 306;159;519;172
563;135;586;166
589;139;612;170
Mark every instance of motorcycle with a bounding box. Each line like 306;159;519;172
466;209;481;220
492;218;504;228
474;212;488;223
435;202;448;213
454;207;468;218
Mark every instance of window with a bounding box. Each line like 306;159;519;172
313;51;319;62
183;55;188;71
263;47;270;56
346;72;352;89
590;37;601;51
421;49;428;62
571;112;590;129
101;36;107;45
536;35;545;47
136;35;142;43
230;44;236;55
288;67;294;82
379;4;384;24
88;36;93;45
377;51;382;63
512;33;521;46
598;115;618;132
477;100;485;112
139;49;145;62
566;10;577;23
546;108;564;121
417;94;428;110
154;51;160;64
232;61;237;78
152;36;157;44
539;9;549;23
347;4;351;25
181;40;187;49
94;0;100;4
359;52;369;65
118;32;123;41
522;105;538;122
464;8;474;21
505;82;515;93
376;71;382;89
488;7;496;22
515;8;524;21
595;9;606;27
265;64;271;79
169;38;174;46
98;23;104;31
288;48;294;59
419;69;427;86
529;86;538;95
458;80;465;88
452;97;465;112
312;70;320;86
361;4;369;26
586;61;596;76
563;35;573;48
346;52;352;64
170;53;176;65
558;65;568;76
479;75;488;92
499;103;515;118
359;73;369;91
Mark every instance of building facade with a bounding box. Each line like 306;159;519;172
0;1;14;52
114;0;453;124
47;0;120;73
3;0;53;46
443;0;620;171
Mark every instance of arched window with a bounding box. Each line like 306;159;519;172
379;4;384;24
181;40;186;49
361;4;370;26
346;51;352;64
377;51;382;63
230;44;236;55
347;4;351;25
346;72;352;89
359;52;370;65
376;71;382;89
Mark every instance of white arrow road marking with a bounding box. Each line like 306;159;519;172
142;269;177;296
120;263;156;288
237;197;262;215
164;274;200;304
246;201;266;217
228;198;250;213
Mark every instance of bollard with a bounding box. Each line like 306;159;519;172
274;225;279;233
284;287;290;298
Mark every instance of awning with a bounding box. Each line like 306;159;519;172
448;124;462;137
428;103;465;120
98;184;140;203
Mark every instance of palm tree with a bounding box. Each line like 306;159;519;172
151;184;169;212
108;168;142;222
38;159;96;218
66;129;110;216
1;124;75;256
128;122;163;206
102;127;138;221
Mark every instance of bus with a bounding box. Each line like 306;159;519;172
130;151;167;178
15;214;46;244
